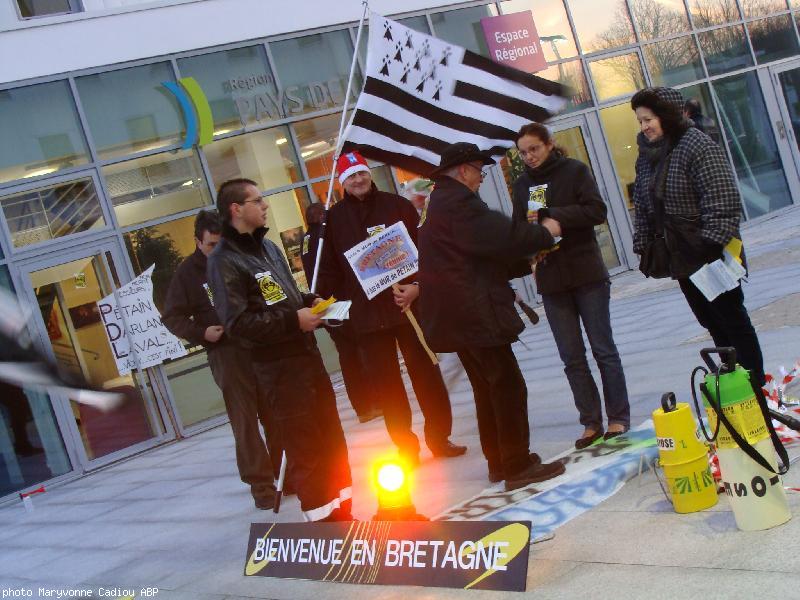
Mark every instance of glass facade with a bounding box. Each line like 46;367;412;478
1;0;799;499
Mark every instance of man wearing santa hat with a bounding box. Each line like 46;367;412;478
317;151;466;467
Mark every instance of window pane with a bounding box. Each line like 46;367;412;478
712;72;793;218
566;0;636;53
0;265;72;497
178;45;276;135
740;0;788;19
687;0;741;28
294;112;342;183
102;149;211;228
500;0;578;62
1;177;106;248
203;127;302;192
16;0;73;18
430;5;498;56
270;30;361;118
265;188;312;292
644;35;705;86
588;53;646;101
538;60;593;110
749;15;800;64
0;81;90;185
629;0;690;41
698;25;754;76
599;101;641;209
680;82;723;144
75;63;184;160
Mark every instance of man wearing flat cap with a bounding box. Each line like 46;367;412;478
416;142;566;491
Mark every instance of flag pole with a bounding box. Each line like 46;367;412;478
275;1;368;515
309;0;369;294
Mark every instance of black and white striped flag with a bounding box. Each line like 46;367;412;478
341;13;569;176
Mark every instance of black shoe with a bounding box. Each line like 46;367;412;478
575;429;604;450
429;441;467;458
488;453;542;483
504;460;565;492
603;428;629;441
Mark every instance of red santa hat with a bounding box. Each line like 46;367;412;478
336;151;371;184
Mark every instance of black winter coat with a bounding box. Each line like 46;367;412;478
206;223;318;361
163;248;225;350
317;185;419;335
417;176;555;352
512;154;609;295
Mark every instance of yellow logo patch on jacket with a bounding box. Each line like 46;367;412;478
255;271;287;305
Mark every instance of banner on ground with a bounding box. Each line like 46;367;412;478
345;221;418;299
97;264;186;375
341;13;568;176
244;520;531;591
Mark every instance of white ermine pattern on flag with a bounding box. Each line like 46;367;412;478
341;13;569;175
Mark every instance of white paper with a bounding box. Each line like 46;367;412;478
97;265;187;375
321;301;352;321
689;251;746;302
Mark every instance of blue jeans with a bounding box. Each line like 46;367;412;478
542;280;630;430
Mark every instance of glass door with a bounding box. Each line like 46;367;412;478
764;60;800;209
18;243;173;470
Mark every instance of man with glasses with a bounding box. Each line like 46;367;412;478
317;151;466;468
207;178;353;521
164;209;285;509
417;143;566;491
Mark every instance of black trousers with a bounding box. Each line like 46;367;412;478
679;279;765;385
328;324;375;417
357;323;453;454
254;351;352;521
457;344;531;476
207;345;280;501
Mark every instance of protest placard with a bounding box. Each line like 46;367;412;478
97;265;187;375
344;221;418;300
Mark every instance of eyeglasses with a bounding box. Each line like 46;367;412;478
241;197;266;206
464;163;487;179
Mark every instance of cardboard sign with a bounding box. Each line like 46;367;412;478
244;520;530;591
480;12;547;73
97;264;187;375
345;221;418;300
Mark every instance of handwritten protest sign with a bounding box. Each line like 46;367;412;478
97;265;186;375
345;221;418;300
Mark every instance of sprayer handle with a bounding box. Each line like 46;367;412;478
661;392;677;413
700;347;736;373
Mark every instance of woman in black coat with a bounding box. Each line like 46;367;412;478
630;87;764;385
513;123;630;448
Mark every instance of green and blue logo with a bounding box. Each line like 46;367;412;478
162;77;213;149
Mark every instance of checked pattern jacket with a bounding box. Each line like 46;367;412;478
632;127;742;255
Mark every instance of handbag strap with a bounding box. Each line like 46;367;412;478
649;152;672;236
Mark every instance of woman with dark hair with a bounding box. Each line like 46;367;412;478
630;86;765;384
512;123;631;448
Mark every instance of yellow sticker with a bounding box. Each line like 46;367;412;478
302;234;310;255
528;184;547;205
367;224;385;237
707;395;769;450
255;271;288;305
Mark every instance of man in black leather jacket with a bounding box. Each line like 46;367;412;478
417;142;566;492
207;178;352;521
163;209;282;509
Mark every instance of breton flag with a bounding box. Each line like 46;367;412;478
341;13;569;176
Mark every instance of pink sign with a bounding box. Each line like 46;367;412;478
480;12;547;74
